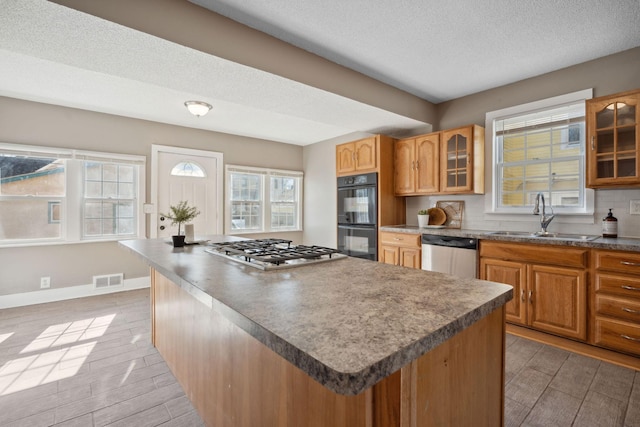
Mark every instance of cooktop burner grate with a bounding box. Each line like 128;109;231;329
205;239;345;269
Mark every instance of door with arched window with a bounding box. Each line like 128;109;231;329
151;145;223;240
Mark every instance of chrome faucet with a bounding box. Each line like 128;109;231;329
533;192;555;233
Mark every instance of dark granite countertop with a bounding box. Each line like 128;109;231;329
119;236;512;396
380;225;640;252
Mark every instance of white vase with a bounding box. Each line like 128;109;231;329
417;214;428;228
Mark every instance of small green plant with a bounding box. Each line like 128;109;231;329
418;209;428;215
162;201;200;235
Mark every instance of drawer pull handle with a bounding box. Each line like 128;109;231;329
621;285;640;291
622;307;640;314
621;334;640;342
528;290;533;303
620;261;640;267
393;238;403;241
520;290;525;302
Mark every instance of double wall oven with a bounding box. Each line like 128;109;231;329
337;172;378;260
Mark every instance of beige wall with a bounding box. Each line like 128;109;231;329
0;97;304;296
407;47;640;237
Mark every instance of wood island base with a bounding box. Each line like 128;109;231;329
151;269;506;426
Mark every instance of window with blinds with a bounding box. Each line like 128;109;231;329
225;165;302;233
489;90;594;214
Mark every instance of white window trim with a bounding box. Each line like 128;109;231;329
0;142;145;247
484;89;595;224
225;164;303;234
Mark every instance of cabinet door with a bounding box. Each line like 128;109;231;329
355;138;377;171
587;90;640;188
399;247;422;269
480;258;527;325
394;139;415;194
415;134;440;193
380;245;399;266
336;143;355;175
529;265;587;340
441;127;473;193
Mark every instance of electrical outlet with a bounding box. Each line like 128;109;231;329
631;200;640;215
40;277;51;289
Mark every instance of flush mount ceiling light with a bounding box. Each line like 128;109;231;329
184;101;212;117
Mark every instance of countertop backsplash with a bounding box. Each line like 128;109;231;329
405;188;640;238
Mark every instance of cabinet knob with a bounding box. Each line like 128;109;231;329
160;226;165;230
520;290;525;302
528;290;533;303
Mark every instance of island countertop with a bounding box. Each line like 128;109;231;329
120;237;512;395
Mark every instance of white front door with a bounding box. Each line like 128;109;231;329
151;145;223;239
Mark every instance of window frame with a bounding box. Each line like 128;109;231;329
485;89;595;218
225;165;303;234
0;143;145;247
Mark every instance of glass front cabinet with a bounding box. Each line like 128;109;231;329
587;88;640;188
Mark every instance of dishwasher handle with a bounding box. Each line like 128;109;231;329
421;234;477;250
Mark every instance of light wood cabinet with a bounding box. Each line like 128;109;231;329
586;88;640;188
480;241;588;341
379;231;421;269
591;249;640;356
336;137;377;176
394;125;484;195
394;133;440;195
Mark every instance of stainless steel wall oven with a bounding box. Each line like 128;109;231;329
337;172;378;260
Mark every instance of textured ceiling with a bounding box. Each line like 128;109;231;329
192;0;640;103
1;0;639;146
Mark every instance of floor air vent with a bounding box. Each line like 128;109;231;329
93;273;124;289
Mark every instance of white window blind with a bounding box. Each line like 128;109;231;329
488;89;594;215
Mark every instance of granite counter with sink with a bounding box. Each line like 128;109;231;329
380;225;640;252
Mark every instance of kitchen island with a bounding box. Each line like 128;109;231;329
120;237;512;426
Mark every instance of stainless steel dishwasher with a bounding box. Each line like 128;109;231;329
421;234;478;278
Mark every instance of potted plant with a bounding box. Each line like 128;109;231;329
417;209;429;228
162;201;200;247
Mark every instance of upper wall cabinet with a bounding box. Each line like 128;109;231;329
394;125;485;196
394;132;440;195
586;88;640;188
336;137;377;176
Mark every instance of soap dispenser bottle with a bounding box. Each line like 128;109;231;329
602;209;618;238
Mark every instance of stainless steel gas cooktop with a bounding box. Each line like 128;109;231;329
204;238;347;270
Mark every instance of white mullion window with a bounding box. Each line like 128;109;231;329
0;142;145;247
82;161;138;239
488;89;594;215
226;165;302;234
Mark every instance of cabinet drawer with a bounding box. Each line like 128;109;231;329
594;273;640;298
593;317;640;356
594;250;640;274
479;241;588;268
595;294;640;323
380;232;420;247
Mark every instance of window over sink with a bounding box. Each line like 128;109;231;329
486;89;594;215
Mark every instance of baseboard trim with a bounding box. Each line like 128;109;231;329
0;276;150;309
506;323;640;372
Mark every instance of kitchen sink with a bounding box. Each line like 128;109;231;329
486;231;599;241
529;232;599;241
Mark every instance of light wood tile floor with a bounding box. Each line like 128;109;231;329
1;289;639;426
